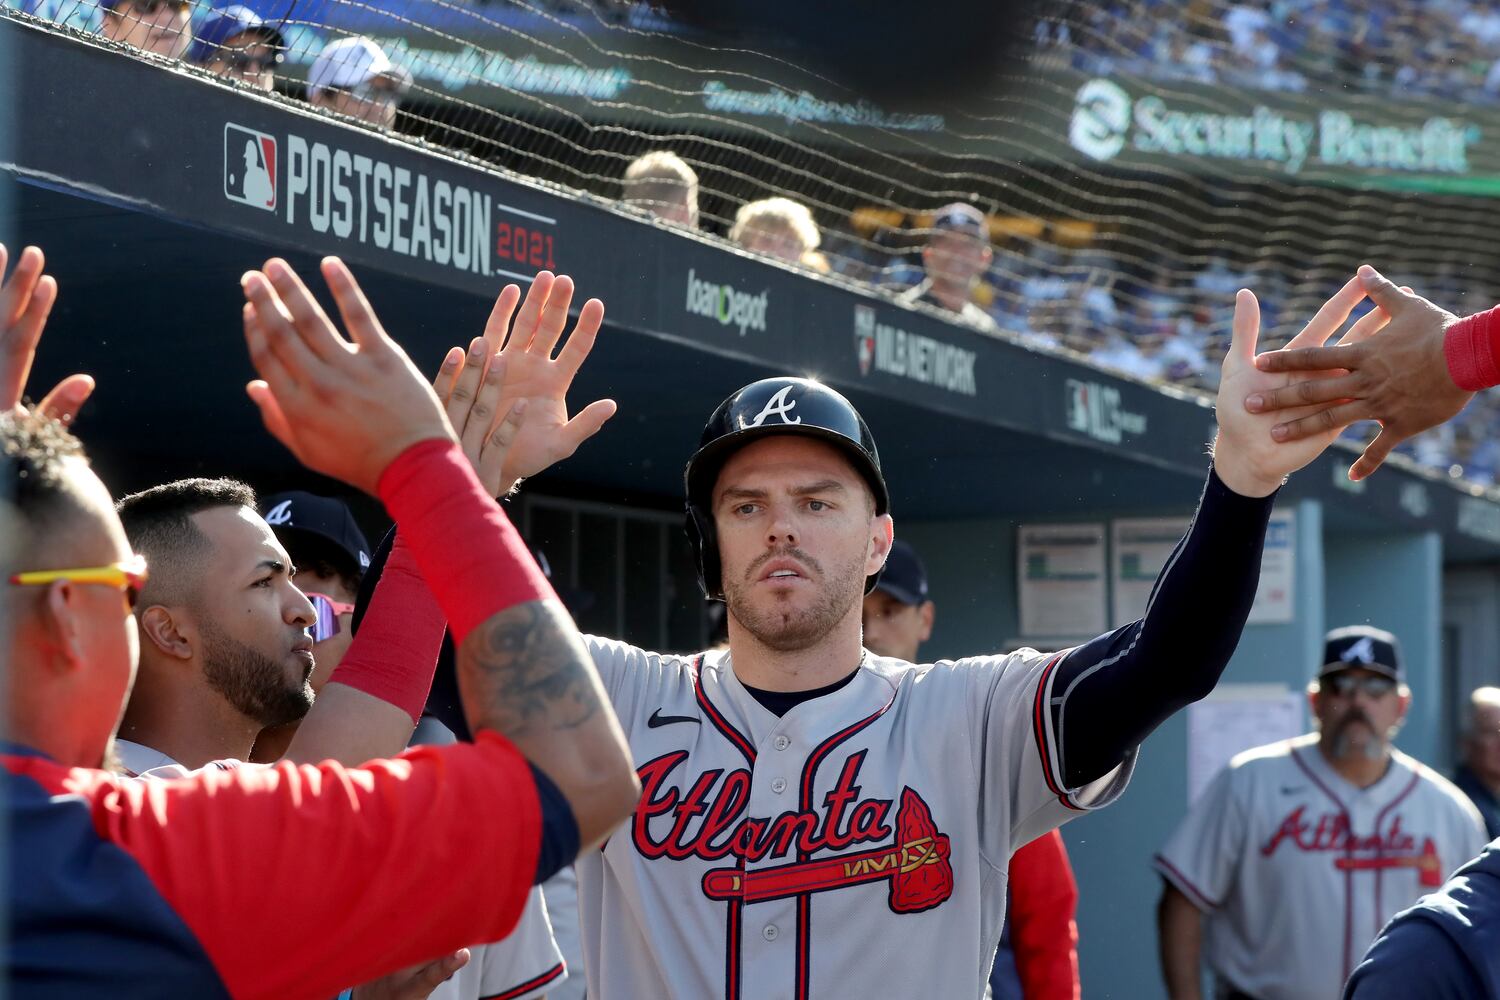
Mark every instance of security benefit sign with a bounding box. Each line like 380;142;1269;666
1018;523;1107;638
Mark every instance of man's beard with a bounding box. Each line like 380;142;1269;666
199;619;314;728
1329;712;1389;762
723;544;867;653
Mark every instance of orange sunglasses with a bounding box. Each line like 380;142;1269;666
9;554;150;609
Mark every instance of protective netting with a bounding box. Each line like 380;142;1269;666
11;0;1500;484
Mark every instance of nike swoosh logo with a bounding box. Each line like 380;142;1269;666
648;709;702;729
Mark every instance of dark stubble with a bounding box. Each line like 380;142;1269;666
723;543;869;652
199;618;315;728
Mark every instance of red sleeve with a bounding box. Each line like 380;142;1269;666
1007;830;1080;1000
327;532;446;723
67;732;540;1000
1445;305;1500;391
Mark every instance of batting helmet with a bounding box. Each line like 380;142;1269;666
684;377;889;600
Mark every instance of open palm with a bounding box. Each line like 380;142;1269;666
1214;275;1387;496
437;271;616;494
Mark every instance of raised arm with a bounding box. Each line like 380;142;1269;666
1045;279;1373;787
0;243;93;422
241;257;638;849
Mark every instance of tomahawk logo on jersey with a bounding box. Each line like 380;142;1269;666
573;640;1134;1000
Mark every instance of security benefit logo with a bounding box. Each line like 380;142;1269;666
224;124;278;212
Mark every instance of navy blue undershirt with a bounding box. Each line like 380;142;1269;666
742;669;859;717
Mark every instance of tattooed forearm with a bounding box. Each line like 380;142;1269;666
457;599;603;740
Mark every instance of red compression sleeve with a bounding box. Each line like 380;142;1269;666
377;439;555;644
325;533;444;723
1445;304;1500;391
1008;831;1080;1000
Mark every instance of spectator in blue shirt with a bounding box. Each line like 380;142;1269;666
1453;687;1500;839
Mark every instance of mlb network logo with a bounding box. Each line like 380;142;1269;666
224;123;278;212
854;305;877;376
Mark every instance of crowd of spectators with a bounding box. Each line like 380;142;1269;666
17;0;1500;488
1039;0;1500;103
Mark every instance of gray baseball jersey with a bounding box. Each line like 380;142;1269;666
114;739;566;1000
1155;733;1488;1000
574;638;1136;1000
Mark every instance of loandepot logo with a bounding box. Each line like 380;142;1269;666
685;269;769;336
1067;78;1480;175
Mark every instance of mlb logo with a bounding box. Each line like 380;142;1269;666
1065;379;1090;432
224;124;278;212
854;305;877;376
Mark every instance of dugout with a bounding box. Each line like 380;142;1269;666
9;16;1500;996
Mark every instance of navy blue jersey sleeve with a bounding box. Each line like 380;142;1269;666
529;762;580;884
1343;916;1483;1000
1049;466;1275;788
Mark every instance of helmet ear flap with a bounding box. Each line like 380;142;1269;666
685;502;723;601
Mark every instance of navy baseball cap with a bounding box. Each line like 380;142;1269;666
260;491;371;581
929;202;988;241
874;539;930;607
188;5;286;65
1319;625;1404;683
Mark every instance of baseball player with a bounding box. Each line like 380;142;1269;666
1155;626;1487;1000
389;266;1381;998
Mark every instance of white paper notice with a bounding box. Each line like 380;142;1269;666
1018;523;1107;638
1110;517;1190;628
1247;509;1296;625
1186;685;1304;804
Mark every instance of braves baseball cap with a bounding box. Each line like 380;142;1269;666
260;491;371;581
929;202;988;241
874;539;929;607
307;36;412;98
1319;625;1404;683
187;5;285;65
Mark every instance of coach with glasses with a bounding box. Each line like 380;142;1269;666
1154;625;1486;1000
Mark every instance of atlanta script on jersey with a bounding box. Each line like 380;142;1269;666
575;639;1136;1000
1155;733;1488;1000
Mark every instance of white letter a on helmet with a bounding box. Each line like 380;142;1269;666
748;385;802;427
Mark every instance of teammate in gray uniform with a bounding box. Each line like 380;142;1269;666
1155;626;1487;1000
392;269;1383;999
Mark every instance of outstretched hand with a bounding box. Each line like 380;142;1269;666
1246;266;1469;481
1213;275;1386;496
0;244;93;423
432;342;530;497
437;271;616;494
242;257;454;495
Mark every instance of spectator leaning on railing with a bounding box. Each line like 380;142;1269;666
899;202;1000;333
99;0;189;59
187;4;285;93
620;151;700;229
307;36;412;130
729;197;821;267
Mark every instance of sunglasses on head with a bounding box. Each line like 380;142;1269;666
1320;673;1398;699
305;592;355;643
10;554;150;609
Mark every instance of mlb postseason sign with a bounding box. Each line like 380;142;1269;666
223;122;561;283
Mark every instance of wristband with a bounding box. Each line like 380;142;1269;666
377;439;556;644
1445;304;1500;391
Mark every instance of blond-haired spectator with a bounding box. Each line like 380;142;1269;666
621;151;699;229
729;197;821;267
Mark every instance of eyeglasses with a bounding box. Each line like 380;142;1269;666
1321;674;1398;699
10;554;149;609
305;592;355;643
120;0;189;15
223;49;281;74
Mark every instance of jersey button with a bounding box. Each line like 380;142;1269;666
763;924;779;941
774;735;790;751
771;778;787;794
